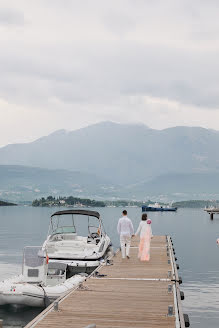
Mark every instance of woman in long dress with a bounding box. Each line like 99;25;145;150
135;214;152;261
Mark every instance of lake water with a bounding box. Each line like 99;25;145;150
0;206;219;327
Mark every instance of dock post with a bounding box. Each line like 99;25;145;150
210;213;214;220
0;320;3;328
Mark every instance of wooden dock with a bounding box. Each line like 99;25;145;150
25;236;188;328
204;207;219;220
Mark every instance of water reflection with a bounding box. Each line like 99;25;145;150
0;263;21;281
0;305;43;328
184;281;219;312
183;279;219;327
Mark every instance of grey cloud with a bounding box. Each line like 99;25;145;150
2;0;219;146
0;8;25;26
1;40;219;109
102;10;136;37
0;1;219;110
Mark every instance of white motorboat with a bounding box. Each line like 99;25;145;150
0;246;85;307
42;210;112;275
204;206;219;213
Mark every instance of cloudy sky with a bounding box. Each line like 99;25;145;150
1;0;219;146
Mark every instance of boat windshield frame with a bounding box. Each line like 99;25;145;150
49;210;105;237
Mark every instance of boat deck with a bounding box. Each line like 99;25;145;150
25;236;186;328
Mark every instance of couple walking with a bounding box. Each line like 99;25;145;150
117;210;152;261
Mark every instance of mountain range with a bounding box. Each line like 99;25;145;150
0;165;111;202
1;121;219;201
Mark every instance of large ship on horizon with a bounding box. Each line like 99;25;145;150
142;202;177;212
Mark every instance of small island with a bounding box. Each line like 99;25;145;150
172;200;218;208
32;196;143;208
32;196;106;207
0;200;17;206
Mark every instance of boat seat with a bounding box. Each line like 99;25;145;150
87;236;100;245
62;235;78;240
50;234;77;241
54;242;86;249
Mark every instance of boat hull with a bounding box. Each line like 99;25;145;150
49;259;100;277
45;238;112;277
142;207;177;212
0;275;85;307
204;208;219;213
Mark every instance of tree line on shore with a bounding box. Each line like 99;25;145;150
0;200;17;206
172;200;219;208
1;196;218;208
32;196;143;207
31;197;219;208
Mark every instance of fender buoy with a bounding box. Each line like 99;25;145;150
183;313;190;327
217;238;219;245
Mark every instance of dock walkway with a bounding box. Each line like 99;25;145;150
25;236;187;328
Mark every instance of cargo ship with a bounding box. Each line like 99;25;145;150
142;202;177;212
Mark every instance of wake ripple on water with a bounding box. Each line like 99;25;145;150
0;262;21;281
183;276;219;327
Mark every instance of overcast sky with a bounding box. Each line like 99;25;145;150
1;0;219;146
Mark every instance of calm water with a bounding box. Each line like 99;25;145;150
0;206;219;327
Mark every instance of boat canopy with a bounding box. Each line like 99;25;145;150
49;209;105;237
51;210;100;219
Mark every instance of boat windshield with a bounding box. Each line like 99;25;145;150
51;214;76;235
53;226;76;234
88;216;100;235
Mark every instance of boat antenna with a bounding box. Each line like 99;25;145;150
88;215;90;235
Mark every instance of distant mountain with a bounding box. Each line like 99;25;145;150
1;122;219;186
121;172;219;200
0;165;113;202
1;167;219;202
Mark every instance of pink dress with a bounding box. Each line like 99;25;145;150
135;221;152;261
